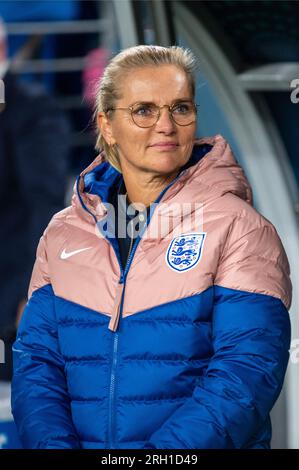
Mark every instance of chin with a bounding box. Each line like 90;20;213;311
146;161;181;175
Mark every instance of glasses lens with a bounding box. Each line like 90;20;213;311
171;102;197;126
131;104;158;128
131;102;197;127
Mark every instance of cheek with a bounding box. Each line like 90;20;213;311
130;129;152;148
115;126;150;155
181;128;196;148
179;129;196;158
181;122;196;138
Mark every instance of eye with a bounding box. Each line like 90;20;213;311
173;102;192;114
133;104;154;116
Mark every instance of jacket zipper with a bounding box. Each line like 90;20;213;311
108;221;134;332
108;219;134;449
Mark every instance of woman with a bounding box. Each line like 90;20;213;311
11;45;292;449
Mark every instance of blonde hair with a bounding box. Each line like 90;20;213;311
93;45;197;172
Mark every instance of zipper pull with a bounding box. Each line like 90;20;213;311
108;281;125;332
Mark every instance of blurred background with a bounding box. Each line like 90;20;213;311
0;0;298;449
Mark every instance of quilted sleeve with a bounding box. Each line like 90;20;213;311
143;217;292;449
11;232;81;449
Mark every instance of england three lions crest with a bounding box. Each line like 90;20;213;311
166;233;206;272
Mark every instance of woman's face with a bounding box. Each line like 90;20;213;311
99;65;197;177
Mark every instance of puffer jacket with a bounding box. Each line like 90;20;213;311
11;134;292;449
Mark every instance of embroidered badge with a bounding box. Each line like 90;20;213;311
166;233;206;272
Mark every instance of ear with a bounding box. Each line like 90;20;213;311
97;112;116;146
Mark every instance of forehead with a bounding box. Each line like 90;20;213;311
119;65;192;104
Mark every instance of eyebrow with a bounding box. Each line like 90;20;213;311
130;98;193;106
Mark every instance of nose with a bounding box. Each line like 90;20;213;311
155;106;176;133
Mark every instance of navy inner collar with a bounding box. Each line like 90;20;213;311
116;179;150;220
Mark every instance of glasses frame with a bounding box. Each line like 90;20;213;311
105;101;199;128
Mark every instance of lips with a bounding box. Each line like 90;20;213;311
150;142;179;147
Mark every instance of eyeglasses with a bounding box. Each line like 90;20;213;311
106;101;199;128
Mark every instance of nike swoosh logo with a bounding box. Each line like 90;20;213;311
60;247;92;260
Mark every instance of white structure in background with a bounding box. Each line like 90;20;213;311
0;434;7;449
0;382;13;449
